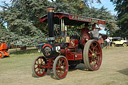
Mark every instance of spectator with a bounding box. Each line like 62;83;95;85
106;38;110;48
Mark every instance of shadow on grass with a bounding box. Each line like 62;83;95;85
69;64;88;71
118;68;128;76
10;49;39;55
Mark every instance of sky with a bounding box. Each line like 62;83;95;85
91;0;117;15
0;0;116;34
0;0;11;10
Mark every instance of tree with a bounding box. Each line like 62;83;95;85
110;0;128;38
0;0;50;46
0;29;43;47
0;21;6;30
1;0;50;35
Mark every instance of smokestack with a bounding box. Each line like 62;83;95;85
46;6;55;38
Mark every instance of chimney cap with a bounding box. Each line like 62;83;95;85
46;6;55;12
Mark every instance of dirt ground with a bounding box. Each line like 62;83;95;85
0;47;128;85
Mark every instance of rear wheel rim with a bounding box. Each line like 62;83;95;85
83;40;102;71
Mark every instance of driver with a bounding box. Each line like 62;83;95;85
90;23;102;41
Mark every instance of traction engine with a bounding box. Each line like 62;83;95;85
32;7;105;79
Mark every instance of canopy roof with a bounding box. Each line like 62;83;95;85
40;13;106;26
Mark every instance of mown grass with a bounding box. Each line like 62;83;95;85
0;49;42;73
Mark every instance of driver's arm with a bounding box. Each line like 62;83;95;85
97;24;102;30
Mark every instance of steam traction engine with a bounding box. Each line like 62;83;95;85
32;7;106;79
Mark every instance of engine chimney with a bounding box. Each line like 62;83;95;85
46;6;55;38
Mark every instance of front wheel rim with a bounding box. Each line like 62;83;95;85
32;56;47;77
53;56;68;79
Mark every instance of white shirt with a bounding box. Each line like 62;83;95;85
106;38;110;42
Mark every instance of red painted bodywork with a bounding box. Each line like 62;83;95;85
61;48;82;61
42;44;52;48
60;39;82;61
40;13;106;25
41;58;54;70
69;39;78;48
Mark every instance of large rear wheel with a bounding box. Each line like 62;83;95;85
32;56;47;77
83;40;102;71
53;56;68;79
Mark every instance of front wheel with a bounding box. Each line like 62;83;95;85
53;56;68;79
32;56;47;77
83;40;102;71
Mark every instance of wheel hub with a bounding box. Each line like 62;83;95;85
92;52;97;58
61;66;64;70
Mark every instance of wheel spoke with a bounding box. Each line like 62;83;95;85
89;49;93;54
93;44;98;52
96;56;100;65
57;70;62;76
96;52;101;55
89;54;93;58
59;59;63;66
90;43;94;48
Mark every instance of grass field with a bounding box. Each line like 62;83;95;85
0;49;41;78
0;47;128;85
1;49;40;68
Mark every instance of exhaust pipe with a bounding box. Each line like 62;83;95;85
46;6;55;38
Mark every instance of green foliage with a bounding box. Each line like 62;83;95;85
0;29;44;46
68;26;80;36
111;0;128;38
1;0;50;34
0;0;50;46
